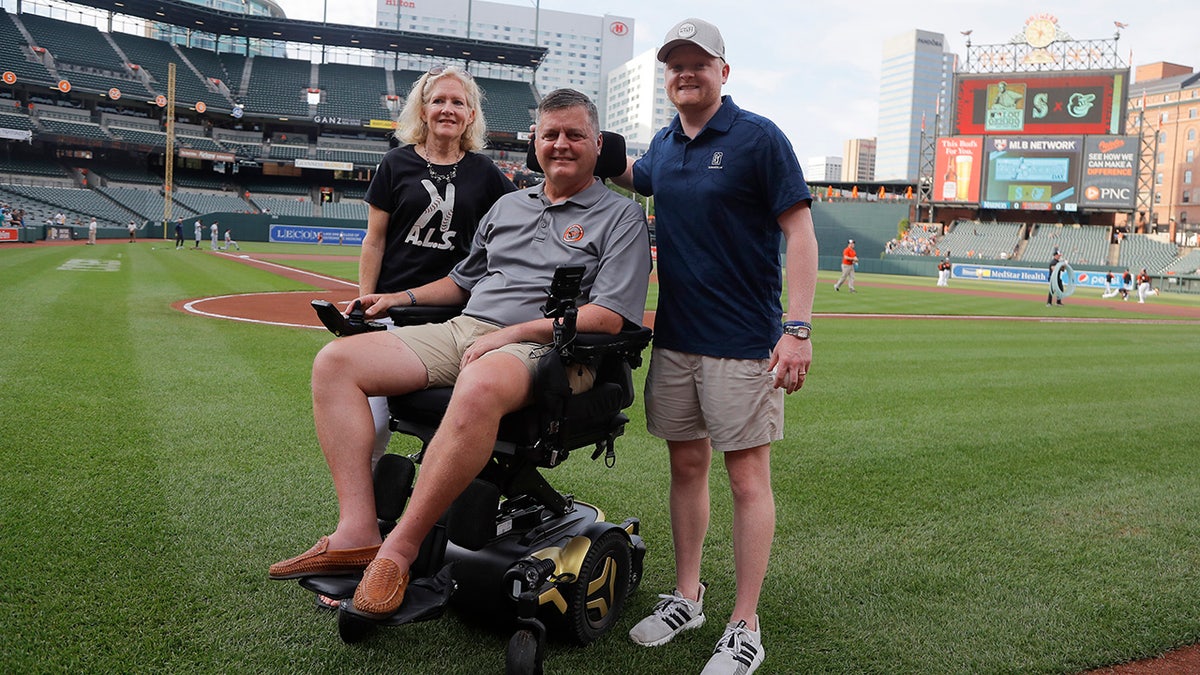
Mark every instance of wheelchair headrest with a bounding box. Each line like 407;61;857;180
525;130;628;179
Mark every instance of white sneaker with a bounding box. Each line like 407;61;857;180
700;618;764;675
629;584;706;647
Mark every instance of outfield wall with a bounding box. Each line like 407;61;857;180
811;201;910;272
146;214;363;245
134;207;1199;292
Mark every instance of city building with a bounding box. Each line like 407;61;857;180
841;138;877;182
1128;62;1200;238
153;0;287;56
604;49;672;149
875;29;955;181
806;156;843;182
373;0;634;116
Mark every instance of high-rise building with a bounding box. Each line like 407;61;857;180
153;0;287;56
875;29;955;181
374;0;634;116
806;156;844;182
842;138;877;182
604;49;673;149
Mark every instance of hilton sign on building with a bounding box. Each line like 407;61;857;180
373;0;634;116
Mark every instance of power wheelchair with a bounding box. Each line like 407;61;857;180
292;132;653;675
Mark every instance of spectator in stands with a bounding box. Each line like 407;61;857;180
835;239;858;292
611;18;816;675
193;219;202;249
269;89;651;623
356;65;516;476
1136;268;1160;303
87;217;97;245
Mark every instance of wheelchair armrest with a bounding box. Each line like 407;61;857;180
386;305;466;326
568;326;653;367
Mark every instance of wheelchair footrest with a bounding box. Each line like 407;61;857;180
336;563;457;627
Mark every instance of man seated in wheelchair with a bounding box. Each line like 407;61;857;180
269;88;652;620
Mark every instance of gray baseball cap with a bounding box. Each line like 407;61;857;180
657;18;725;62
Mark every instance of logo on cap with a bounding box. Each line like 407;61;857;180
677;23;698;38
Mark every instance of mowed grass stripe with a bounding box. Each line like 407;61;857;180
3;242;1200;673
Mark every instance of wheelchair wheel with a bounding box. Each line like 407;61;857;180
337;609;375;644
561;529;631;645
505;629;543;675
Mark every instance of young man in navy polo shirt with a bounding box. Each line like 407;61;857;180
614;17;817;675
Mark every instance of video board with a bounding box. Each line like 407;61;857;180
980;136;1082;211
953;70;1127;136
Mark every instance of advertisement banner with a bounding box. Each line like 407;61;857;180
1;227;18;242
934;136;984;203
954;71;1127;136
0;128;32;142
1078;136;1137;210
295;158;355;172
951;263;1052;285
178;148;235;162
268;224;364;246
980;136;1082;211
952;263;1115;289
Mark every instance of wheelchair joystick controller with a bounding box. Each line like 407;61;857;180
311;299;386;337
542;265;585;360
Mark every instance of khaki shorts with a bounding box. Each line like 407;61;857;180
644;347;783;452
388;315;595;397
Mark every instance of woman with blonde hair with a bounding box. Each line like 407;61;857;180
317;67;517;611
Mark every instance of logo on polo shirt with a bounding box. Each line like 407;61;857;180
563;224;584;242
709;151;723;170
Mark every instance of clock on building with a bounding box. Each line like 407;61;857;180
1024;17;1056;48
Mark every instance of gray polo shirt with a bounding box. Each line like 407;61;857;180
450;178;651;328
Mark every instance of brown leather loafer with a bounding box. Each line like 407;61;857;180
352;558;410;618
268;536;380;580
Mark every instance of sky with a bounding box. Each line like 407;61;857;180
250;1;1199;158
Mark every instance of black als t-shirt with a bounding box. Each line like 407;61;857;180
364;145;517;293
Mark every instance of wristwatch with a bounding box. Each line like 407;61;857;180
783;321;811;340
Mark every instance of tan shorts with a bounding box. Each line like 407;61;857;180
644;347;784;452
388;315;594;397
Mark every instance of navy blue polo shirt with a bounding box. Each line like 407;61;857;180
633;96;811;359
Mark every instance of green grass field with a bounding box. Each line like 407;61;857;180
2;240;1199;674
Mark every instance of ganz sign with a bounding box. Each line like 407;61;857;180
313;115;362;127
